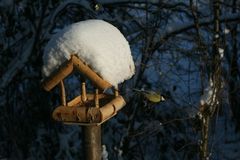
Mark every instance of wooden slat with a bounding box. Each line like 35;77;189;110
100;96;125;121
81;81;87;102
59;80;66;106
95;89;99;108
42;60;73;91
71;55;112;90
52;95;125;124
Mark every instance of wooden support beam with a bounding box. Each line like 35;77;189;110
42;60;73;91
81;81;87;102
59;80;66;106
71;55;112;90
95;89;99;108
83;125;101;160
52;95;126;124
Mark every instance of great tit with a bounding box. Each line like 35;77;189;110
133;88;165;103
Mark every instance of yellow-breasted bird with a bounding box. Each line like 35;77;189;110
133;88;165;103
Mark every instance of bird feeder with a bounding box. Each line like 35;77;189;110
42;55;126;125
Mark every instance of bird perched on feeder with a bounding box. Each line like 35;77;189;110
133;88;165;103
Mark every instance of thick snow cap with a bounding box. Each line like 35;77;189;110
42;19;135;87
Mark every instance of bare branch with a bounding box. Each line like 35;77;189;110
153;13;240;51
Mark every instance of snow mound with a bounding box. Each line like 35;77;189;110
200;79;218;106
42;19;135;87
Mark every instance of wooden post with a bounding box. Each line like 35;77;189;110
81;81;87;102
59;80;66;106
114;87;119;97
95;89;99;108
83;125;101;160
82;80;101;160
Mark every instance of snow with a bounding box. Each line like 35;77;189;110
102;145;108;160
200;79;217;106
224;28;230;34
42;19;135;87
218;48;224;58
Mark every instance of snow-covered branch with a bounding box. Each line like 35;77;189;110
49;0;91;25
153;13;240;50
0;1;48;91
43;0;93;41
0;37;35;90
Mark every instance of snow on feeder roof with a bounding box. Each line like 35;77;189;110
41;20;135;125
42;19;135;87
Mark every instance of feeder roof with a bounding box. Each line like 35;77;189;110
42;19;135;87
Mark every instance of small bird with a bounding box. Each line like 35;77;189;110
133;88;165;103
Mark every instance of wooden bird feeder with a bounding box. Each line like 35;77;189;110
42;55;126;125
